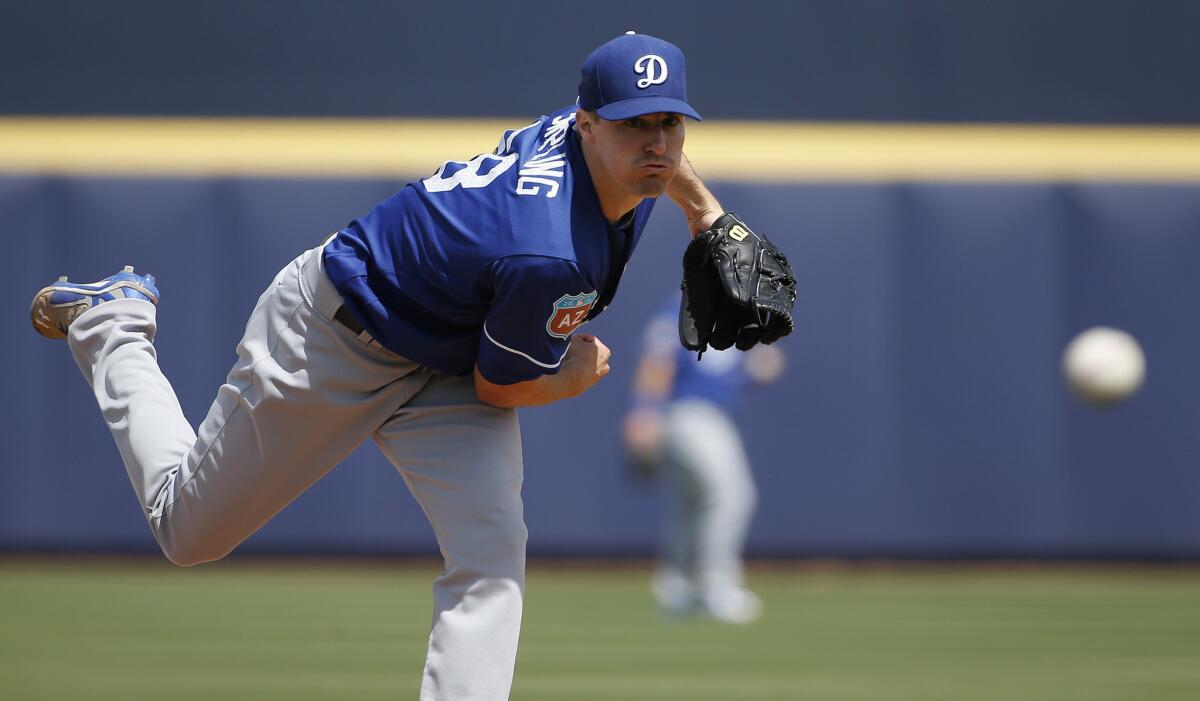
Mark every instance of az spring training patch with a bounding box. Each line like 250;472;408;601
546;291;598;338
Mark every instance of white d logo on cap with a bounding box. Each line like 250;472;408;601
634;54;668;89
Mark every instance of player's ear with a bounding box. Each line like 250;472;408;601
575;108;596;143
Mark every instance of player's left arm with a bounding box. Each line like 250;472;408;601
667;153;724;237
668;154;799;354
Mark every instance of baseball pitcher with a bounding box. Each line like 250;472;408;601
29;32;796;700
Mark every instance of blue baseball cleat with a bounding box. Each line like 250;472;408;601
30;265;160;339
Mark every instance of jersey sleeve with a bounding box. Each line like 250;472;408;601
477;256;599;385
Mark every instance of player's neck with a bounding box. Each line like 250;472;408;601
580;140;644;224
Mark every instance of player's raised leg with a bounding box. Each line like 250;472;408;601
373;373;527;701
30;266;202;520
36;246;431;565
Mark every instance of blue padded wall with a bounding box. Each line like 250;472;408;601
4;176;1198;557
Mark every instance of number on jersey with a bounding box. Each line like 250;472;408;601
422;152;518;193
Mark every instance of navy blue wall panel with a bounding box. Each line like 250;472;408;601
3;176;1199;557
4;0;1199;123
1058;186;1200;552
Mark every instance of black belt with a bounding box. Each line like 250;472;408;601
334;306;366;335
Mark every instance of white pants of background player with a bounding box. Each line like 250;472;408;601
67;243;526;701
654;398;759;621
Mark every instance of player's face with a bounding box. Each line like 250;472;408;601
585;111;685;199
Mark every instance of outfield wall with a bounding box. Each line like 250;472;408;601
4;147;1199;557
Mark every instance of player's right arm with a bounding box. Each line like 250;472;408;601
622;310;678;461
473;256;610;408
475;333;610;408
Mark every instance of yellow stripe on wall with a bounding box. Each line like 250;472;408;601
2;118;1200;181
694;121;1200;182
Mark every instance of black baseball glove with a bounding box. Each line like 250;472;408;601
679;212;796;356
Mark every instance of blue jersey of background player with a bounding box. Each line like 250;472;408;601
325;104;656;385
647;296;753;407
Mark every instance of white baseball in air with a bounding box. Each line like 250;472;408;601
1062;326;1146;407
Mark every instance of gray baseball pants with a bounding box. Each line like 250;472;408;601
67;243;527;700
661;399;757;598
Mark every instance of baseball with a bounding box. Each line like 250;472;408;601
1062;326;1146;407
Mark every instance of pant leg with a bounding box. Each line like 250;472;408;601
661;448;700;579
373;372;526;701
67;245;430;565
651;474;701;612
663;400;758;595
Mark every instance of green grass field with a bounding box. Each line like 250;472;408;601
2;558;1199;700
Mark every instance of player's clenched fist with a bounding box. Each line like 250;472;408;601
564;333;611;394
474;332;612;407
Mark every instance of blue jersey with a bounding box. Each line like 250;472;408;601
641;296;750;408
323;106;656;384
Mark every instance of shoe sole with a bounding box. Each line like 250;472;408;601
30;279;159;339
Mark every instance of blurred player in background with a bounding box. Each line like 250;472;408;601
623;294;785;624
28;32;740;701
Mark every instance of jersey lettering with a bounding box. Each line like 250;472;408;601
538;115;573;153
516;153;566;198
517;114;573;199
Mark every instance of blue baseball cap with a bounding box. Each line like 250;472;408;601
578;32;702;121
